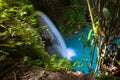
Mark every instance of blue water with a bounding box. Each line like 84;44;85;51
37;11;120;74
65;26;97;74
65;25;120;74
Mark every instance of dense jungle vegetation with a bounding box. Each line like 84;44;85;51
0;0;120;80
0;0;73;79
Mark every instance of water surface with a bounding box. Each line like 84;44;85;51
65;26;97;74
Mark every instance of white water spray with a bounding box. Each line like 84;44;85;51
67;48;76;59
37;11;76;59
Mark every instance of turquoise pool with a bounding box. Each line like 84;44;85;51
65;26;97;74
37;11;120;74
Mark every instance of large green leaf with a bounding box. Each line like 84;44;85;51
102;7;110;18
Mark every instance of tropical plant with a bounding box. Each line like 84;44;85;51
31;0;88;37
46;55;74;71
86;0;120;75
0;0;50;67
58;0;87;37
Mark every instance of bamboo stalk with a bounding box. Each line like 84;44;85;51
86;0;99;74
86;0;96;36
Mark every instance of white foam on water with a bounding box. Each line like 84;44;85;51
67;48;76;59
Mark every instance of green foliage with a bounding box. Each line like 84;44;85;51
32;0;87;37
0;0;76;71
102;7;110;19
87;0;120;75
46;55;74;71
59;2;86;37
0;0;50;67
88;29;93;40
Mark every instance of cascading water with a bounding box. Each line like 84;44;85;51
36;11;120;74
37;11;98;74
37;11;75;59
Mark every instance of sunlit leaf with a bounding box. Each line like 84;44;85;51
23;56;29;62
0;0;2;3
9;8;17;12
15;42;23;46
20;11;27;16
88;29;93;40
0;50;9;55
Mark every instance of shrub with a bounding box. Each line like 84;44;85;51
0;0;50;67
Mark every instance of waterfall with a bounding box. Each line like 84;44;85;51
37;11;69;58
